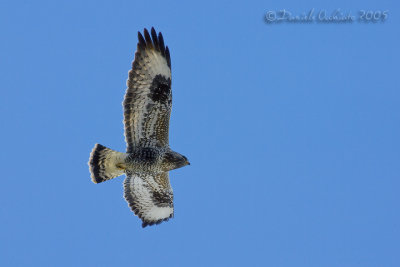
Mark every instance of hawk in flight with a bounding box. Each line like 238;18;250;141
88;27;190;228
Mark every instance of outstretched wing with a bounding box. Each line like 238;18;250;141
124;27;172;152
124;172;173;227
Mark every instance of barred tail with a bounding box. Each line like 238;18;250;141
88;144;127;184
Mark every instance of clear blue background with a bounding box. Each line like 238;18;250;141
1;0;399;266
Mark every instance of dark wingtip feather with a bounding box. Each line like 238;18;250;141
150;27;159;51
143;28;153;49
158;32;166;57
138;31;146;49
141;217;171;228
165;46;171;68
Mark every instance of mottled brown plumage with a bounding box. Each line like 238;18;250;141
88;27;189;228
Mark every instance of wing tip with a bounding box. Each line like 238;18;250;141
136;27;171;69
141;214;174;228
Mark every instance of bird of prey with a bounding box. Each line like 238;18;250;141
88;27;190;228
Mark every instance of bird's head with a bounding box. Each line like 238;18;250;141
182;155;190;166
162;150;190;171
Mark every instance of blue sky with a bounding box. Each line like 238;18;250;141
1;0;399;266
